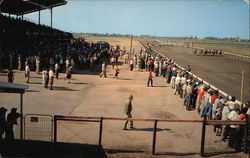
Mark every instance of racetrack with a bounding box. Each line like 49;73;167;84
152;45;249;103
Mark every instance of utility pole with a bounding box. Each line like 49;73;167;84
240;71;244;103
129;36;133;60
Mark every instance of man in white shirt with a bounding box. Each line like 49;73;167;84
99;61;107;78
49;67;54;90
55;63;60;79
174;74;181;95
25;65;30;83
226;96;239;111
228;109;241;151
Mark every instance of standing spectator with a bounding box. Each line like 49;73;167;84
65;58;70;73
196;85;205;110
65;67;72;83
185;65;191;72
49;67;54;90
204;90;218;119
25;64;30;83
110;56;116;69
161;60;167;77
0;107;7;140
226;96;239;111
185;82;193;110
59;56;64;72
55;63;60;79
174;74;181;95
17;55;22;71
214;97;224;136
200;88;210;117
154;60;159;77
35;57;40;74
123;95;135;130
221;100;230;141
147;70;154;87
228;109;242;151
166;64;172;83
42;68;48;88
170;67;177;89
180;75;187;98
113;64;119;79
130;59;134;71
212;96;223;119
99;61;107;78
5;108;21;140
7;69;14;83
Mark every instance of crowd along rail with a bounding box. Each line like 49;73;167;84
138;40;243;106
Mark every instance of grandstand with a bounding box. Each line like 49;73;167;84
0;0;110;71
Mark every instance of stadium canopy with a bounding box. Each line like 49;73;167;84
0;0;67;16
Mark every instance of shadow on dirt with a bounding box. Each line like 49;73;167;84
0;139;107;158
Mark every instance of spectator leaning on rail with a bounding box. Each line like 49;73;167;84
226;96;239;111
228;109;243;151
221;99;230;141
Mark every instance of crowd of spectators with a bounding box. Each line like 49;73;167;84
0;14;110;74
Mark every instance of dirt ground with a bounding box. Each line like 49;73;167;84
0;37;246;158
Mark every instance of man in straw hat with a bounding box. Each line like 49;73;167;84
123;95;135;130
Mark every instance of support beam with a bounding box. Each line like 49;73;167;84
200;116;207;157
98;117;103;146
38;10;41;24
54;116;57;142
50;8;53;27
152;120;158;155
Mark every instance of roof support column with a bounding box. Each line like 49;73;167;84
50;8;53;27
38;10;41;24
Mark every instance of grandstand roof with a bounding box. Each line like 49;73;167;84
1;0;67;16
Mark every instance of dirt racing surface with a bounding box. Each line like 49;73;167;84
152;45;250;103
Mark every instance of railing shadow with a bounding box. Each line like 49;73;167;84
0;140;107;158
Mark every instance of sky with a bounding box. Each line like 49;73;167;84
24;0;250;39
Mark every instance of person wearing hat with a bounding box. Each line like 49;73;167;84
123;95;135;130
0;107;7;140
7;69;14;83
49;67;54;90
221;99;230;141
228;109;242;151
65;66;72;83
6;108;21;140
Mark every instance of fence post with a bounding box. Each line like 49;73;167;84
98;117;103;146
200;116;207;157
244;115;249;154
152;120;158;155
54;115;57;143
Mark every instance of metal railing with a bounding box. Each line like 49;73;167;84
53;115;249;156
24;114;53;141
